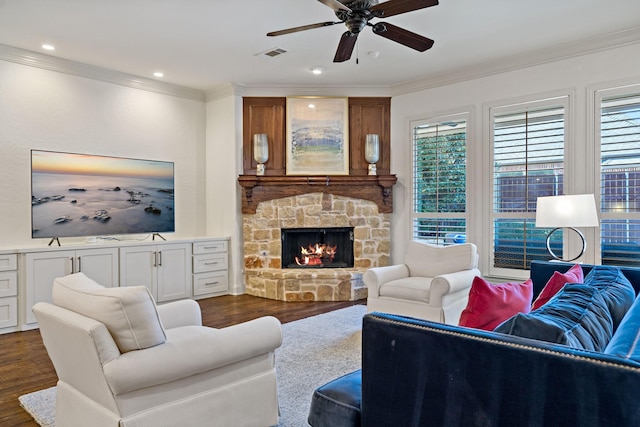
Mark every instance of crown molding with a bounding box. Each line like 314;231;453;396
0;44;205;102
205;83;246;101
217;85;392;98
391;26;640;96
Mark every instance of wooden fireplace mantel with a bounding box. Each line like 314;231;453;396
238;174;397;214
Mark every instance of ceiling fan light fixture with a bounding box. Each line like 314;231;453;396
310;66;326;75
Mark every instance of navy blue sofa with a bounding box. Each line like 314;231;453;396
308;261;640;427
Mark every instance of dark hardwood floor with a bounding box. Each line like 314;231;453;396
0;294;364;426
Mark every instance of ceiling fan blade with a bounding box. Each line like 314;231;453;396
372;22;434;51
317;0;352;12
371;0;438;18
267;21;340;37
333;31;358;62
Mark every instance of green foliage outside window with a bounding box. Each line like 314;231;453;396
414;132;466;214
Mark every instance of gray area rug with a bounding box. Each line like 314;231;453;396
19;305;366;427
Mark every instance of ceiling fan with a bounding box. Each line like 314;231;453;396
267;0;438;63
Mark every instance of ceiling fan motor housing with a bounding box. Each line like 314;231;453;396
336;0;379;34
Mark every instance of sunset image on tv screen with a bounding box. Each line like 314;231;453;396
31;150;175;239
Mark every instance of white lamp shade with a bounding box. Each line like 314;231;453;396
535;194;599;228
253;134;269;164
365;134;380;163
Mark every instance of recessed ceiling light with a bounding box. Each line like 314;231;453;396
309;66;326;75
41;44;55;51
153;72;164;78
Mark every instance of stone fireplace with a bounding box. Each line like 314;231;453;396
243;192;391;302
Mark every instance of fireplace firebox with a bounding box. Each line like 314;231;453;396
281;227;354;269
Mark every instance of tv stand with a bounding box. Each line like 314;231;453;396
3;237;230;335
152;233;166;241
47;238;61;247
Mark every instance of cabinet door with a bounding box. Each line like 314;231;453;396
157;243;191;303
0;271;17;298
76;247;119;287
24;250;75;325
0;297;17;329
119;246;157;298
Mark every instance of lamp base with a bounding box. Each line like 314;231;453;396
368;163;377;175
256;163;265;176
545;227;587;262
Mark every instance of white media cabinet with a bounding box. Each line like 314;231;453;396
0;237;229;334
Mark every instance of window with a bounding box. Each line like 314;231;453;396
411;115;467;245
491;98;568;272
599;89;640;266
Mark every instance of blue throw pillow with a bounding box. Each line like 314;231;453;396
581;265;635;330
494;284;613;351
604;293;640;360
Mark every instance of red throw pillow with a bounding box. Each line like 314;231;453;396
459;276;533;331
531;263;583;311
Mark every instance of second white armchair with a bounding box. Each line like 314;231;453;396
363;240;480;325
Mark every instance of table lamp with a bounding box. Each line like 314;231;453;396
535;194;599;261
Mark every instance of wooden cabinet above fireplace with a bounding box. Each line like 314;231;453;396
238;96;397;213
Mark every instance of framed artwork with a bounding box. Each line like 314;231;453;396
286;96;349;175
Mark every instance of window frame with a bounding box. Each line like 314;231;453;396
488;96;570;278
594;83;640;266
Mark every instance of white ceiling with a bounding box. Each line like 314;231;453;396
1;0;639;92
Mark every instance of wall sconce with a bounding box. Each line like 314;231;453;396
535;194;599;261
253;134;269;176
365;134;380;175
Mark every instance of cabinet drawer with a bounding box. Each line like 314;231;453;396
0;297;17;329
193;271;228;296
0;254;17;272
193;253;227;273
193;240;228;255
0;271;17;298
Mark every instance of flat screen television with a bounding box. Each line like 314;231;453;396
31;150;175;240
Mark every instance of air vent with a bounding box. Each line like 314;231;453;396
260;47;288;58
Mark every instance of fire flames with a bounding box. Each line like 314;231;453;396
295;243;337;266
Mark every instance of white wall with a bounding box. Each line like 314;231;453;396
390;43;640;276
205;91;244;293
0;60;207;247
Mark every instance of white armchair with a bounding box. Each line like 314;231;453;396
33;273;282;427
363;241;480;324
